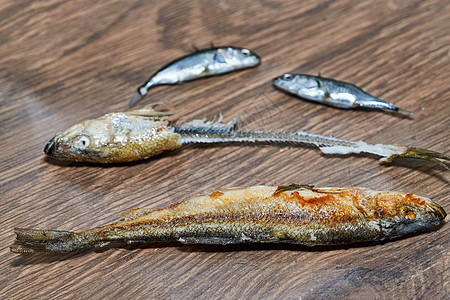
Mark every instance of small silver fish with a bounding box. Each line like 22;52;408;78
273;73;412;115
130;46;261;107
10;185;446;253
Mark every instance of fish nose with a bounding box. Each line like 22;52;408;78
423;203;447;227
272;77;284;88
44;136;57;155
431;203;447;221
272;77;281;85
252;53;262;65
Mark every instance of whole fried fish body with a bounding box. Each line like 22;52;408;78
44;105;449;167
11;185;446;253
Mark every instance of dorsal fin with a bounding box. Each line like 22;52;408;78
127;103;177;118
273;184;315;195
129;111;176;118
273;184;342;196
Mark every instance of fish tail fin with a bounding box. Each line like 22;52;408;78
382;147;449;169
129;82;155;108
355;96;412;115
393;107;413;116
129;90;145;108
10;228;89;253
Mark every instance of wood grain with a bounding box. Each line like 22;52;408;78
0;0;448;299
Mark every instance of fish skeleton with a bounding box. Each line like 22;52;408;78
273;73;412;115
130;46;261;107
11;185;446;253
44;104;449;167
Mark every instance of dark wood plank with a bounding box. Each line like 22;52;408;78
1;0;448;299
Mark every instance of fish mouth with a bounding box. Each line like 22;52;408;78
44;136;59;156
272;77;285;90
252;52;262;65
384;203;446;240
430;203;447;223
413;203;446;229
243;48;261;66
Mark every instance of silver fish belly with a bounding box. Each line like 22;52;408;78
130;46;261;106
273;73;411;114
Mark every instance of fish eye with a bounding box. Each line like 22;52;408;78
74;136;90;149
241;49;251;56
283;73;293;81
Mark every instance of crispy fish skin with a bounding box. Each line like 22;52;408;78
11;186;446;253
44;105;182;163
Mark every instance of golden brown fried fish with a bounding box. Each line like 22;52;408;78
11;185;446;253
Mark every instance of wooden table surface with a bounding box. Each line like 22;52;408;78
1;1;448;299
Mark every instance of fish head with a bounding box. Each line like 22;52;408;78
273;74;327;102
44;117;113;163
44;107;182;163
373;192;446;240
219;47;261;69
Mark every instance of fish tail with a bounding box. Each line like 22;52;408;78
174;117;449;168
356;96;412;115
11;228;95;253
129;90;144;108
129;81;157;107
382;147;450;169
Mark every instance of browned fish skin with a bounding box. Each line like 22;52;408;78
11;186;446;253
